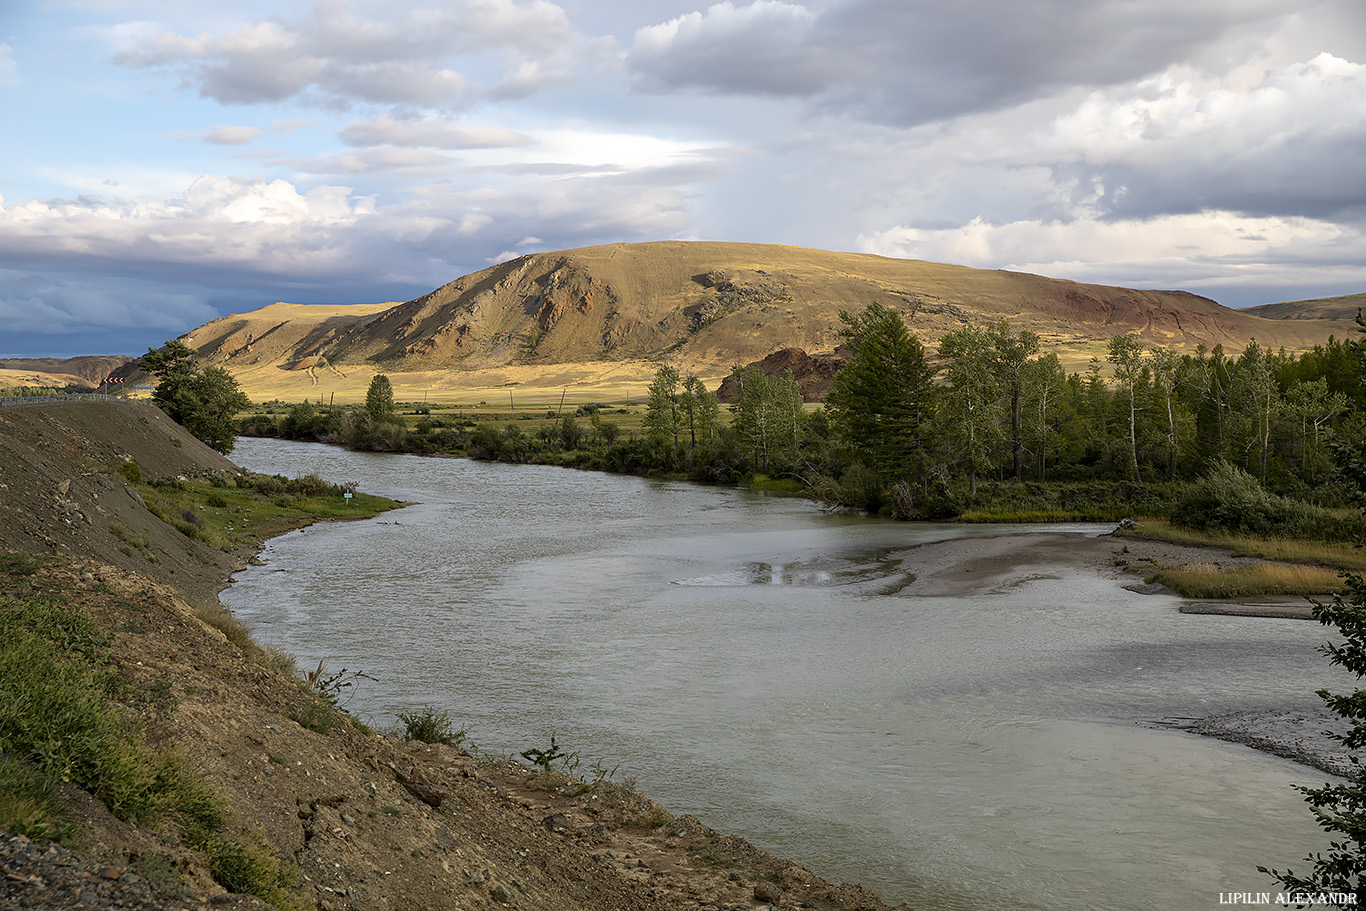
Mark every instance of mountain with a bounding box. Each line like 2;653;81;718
0;355;134;389
156;242;1363;402
1242;292;1366;322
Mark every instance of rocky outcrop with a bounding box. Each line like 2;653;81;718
716;346;849;402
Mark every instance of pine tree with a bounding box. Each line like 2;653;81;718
824;302;934;482
1261;573;1366;901
140;341;250;454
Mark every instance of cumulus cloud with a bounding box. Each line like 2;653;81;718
339;113;531;149
628;0;1295;124
859;211;1366;303
0;177;375;282
285;147;458;175
0;158;707;309
112;0;582;108
1030;53;1366;219
204;125;264;145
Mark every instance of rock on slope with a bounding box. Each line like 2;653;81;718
0;401;910;911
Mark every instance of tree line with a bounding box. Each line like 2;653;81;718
229;303;1365;520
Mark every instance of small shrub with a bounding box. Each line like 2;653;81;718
193;602;255;655
396;706;464;746
117;460;142;484
0;551;45;575
201;831;298;908
290;697;335;735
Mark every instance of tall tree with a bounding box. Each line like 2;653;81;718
730;365;803;473
825;302;935;481
1147;346;1190;482
989;319;1040;481
1021;352;1067;481
644;365;682;446
1191;344;1234;466
1230;342;1280;482
365;374;396;421
680;373;720;449
140;341;251;454
938;326;1002;498
1107;335;1145;483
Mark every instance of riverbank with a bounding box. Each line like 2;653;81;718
0;403;912;911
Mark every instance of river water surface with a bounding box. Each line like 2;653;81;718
223;439;1345;911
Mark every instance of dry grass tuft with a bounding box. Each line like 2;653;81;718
1148;561;1347;598
1121;519;1366;572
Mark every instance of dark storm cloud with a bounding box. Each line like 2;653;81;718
628;0;1293;124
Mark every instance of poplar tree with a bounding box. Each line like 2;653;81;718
1107;335;1145;483
644;365;682;446
989;319;1040;481
938;326;1002;499
365;374;396;421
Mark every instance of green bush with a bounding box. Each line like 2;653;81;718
117;460;142;484
396;706;464;746
1173;460;1338;538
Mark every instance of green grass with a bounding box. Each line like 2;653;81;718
748;473;807;493
129;472;398;552
958;506;1129;522
0;555;303;909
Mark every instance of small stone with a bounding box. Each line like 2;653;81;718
81;891;100;903
753;882;782;904
469;871;486;884
341;814;357;826
122;873;140;884
490;883;513;904
97;866;121;881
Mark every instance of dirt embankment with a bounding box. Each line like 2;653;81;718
0;402;910;911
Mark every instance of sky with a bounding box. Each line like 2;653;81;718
2;0;1365;358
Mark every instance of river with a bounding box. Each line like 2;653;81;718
222;438;1346;911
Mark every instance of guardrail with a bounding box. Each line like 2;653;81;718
0;393;130;408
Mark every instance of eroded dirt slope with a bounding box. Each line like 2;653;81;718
0;403;912;911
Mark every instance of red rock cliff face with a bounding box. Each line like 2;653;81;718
716;347;849;402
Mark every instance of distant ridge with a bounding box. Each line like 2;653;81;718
0;355;134;389
1242;292;1366;322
